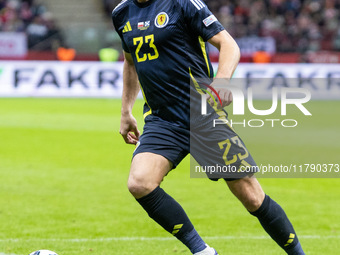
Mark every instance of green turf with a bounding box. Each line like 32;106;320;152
0;98;339;255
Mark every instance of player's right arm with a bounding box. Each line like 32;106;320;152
120;51;140;145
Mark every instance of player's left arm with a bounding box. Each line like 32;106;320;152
207;30;240;107
208;30;240;79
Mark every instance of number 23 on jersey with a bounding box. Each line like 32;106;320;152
133;34;159;62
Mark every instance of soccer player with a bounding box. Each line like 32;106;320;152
112;0;305;254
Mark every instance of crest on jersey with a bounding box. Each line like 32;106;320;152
155;12;169;28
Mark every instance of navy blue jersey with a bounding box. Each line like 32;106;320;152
112;0;225;128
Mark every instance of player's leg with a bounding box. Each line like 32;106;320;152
226;175;305;255
225;174;265;211
128;152;214;254
127;152;172;199
190;111;305;254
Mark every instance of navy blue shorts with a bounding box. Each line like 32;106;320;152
133;115;258;180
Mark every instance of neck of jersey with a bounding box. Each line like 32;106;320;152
133;0;155;7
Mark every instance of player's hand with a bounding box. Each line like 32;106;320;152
206;79;233;109
120;113;140;145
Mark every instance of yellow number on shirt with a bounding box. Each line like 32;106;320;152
133;34;159;62
133;36;147;62
145;34;159;61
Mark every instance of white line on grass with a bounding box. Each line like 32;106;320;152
0;235;339;242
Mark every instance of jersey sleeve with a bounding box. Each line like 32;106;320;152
180;0;225;41
112;10;130;53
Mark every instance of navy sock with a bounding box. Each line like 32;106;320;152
250;195;305;255
137;186;206;254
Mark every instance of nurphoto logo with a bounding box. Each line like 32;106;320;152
200;83;312;128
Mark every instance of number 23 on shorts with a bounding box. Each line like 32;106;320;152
218;136;249;165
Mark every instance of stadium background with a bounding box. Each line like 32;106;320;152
0;0;339;254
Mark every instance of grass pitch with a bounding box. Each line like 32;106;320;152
0;98;339;255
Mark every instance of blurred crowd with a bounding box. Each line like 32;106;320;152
0;0;62;50
207;0;340;52
104;0;340;53
2;0;339;54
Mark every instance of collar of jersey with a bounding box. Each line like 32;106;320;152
133;0;156;8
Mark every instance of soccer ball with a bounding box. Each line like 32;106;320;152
29;250;58;255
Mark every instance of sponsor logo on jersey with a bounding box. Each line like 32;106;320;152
122;21;132;33
155;12;169;28
203;15;217;27
138;21;150;30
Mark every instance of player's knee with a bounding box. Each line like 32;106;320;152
227;176;265;212
243;195;263;212
127;176;157;199
127;178;147;198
